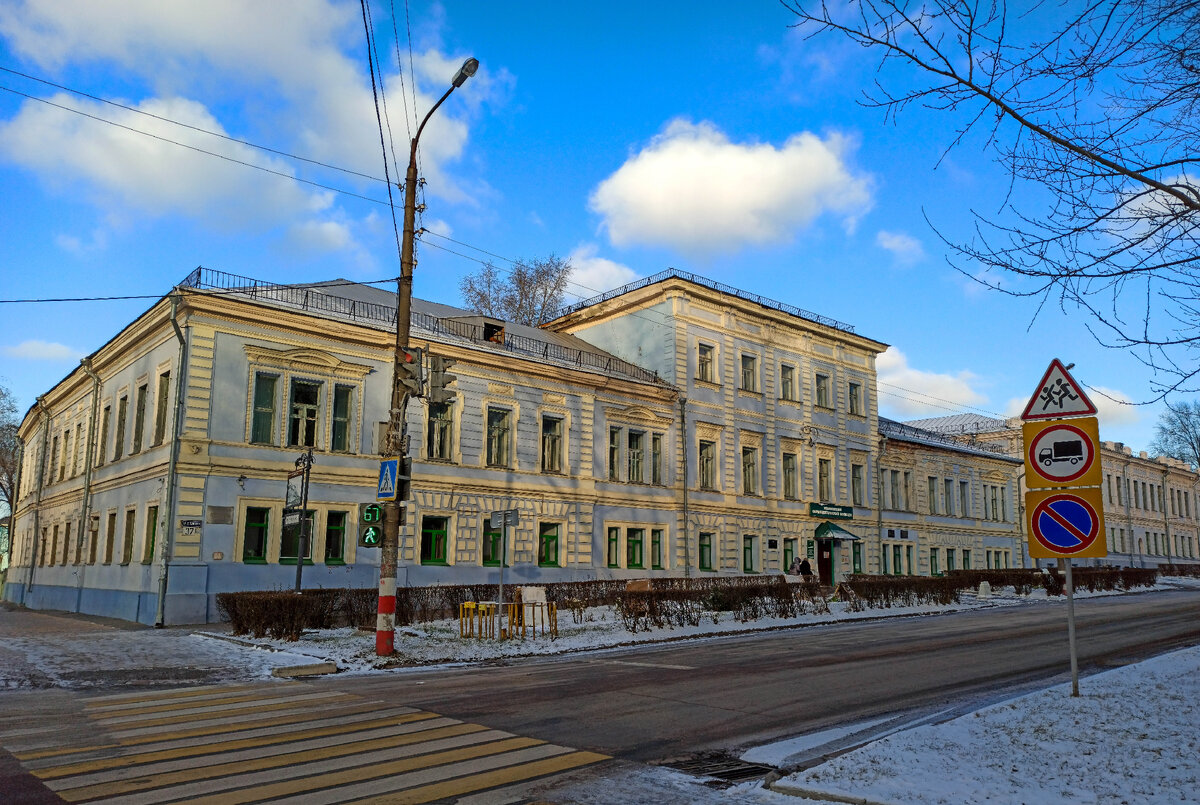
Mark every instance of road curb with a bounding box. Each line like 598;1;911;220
271;661;339;678
767;778;886;804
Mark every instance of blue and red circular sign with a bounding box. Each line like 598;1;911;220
1030;493;1100;555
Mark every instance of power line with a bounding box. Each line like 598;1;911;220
0;65;385;185
0;277;400;305
0;84;391;207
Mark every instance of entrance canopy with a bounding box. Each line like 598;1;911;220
814;521;860;541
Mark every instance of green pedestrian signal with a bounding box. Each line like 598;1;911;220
359;503;385;548
359;524;383;548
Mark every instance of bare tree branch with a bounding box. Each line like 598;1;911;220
458;255;573;326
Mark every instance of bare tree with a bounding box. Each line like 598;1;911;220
1150;401;1200;468
0;383;19;515
459;255;573;326
784;0;1200;397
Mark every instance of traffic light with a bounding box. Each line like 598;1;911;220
396;456;413;501
428;355;458;405
358;502;384;548
397;347;424;397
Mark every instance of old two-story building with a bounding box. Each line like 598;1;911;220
5;268;1031;624
909;413;1200;568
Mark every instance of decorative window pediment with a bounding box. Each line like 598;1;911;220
244;345;373;379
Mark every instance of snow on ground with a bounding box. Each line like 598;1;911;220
770;641;1200;804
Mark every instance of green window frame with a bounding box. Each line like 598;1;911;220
607;527;620;568
930;547;940;576
251;373;277;445
131;384;148;454
906;545;914;574
482;528;502;566
852;542;863;574
626;528;644;569
243;507;269;563
946;547;956;571
538;523;559;567
783;538;796;570
783;453;798;500
325;510;347;563
121;509;136;565
153;370;171;446
962;549;971;570
420;516;448;565
281;510;315;565
330;385;353;452
742;534;756;573
651;528;663;570
893;544;902;576
142;505;158;564
608;428;621;480
699;532;714;571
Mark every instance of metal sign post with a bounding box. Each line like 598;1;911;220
490;509;519;637
289;449;314;593
1021;359;1105;698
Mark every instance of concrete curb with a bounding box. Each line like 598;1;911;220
271;661;339;678
767;778;888;804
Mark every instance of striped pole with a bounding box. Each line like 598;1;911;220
376;573;396;655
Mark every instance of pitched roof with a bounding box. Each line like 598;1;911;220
880;417;1019;462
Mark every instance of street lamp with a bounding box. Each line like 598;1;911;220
377;57;478;657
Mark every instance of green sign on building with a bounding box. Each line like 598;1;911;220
809;503;853;520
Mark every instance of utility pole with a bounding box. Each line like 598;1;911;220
376;57;478;657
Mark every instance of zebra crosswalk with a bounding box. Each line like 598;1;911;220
3;682;607;803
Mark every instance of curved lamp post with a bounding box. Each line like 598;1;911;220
378;58;478;657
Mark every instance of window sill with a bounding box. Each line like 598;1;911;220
325;559;346;566
242;558;267;564
420;560;449;566
278;558;314;566
537;562;560;569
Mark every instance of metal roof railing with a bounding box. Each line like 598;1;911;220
179;267;665;385
552;267;856;334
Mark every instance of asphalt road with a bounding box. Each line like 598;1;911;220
318;589;1200;765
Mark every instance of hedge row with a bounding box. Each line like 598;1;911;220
1160;563;1200;578
838;575;961;609
614;577;821;632
943;567;1159;596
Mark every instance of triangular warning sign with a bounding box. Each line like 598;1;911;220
1021;359;1098;420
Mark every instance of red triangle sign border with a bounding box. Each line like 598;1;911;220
1021;358;1098;420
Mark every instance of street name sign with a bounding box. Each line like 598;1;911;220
490;509;519;529
1026;487;1107;558
1023;417;1102;489
1021;358;1098;420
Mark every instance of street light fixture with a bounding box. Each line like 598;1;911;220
377;57;478;657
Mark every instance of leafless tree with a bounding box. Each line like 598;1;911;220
1150;401;1200;468
784;0;1200;398
459;255;573;326
0;383;19;515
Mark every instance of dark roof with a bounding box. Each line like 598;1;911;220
552;267;866;337
178;268;668;387
880;417;1018;462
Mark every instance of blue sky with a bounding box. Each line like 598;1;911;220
0;0;1165;448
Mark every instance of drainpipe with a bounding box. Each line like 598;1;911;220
1162;468;1172;567
155;293;188;627
26;397;51;597
78;359;101;572
875;435;886;574
679;396;690;581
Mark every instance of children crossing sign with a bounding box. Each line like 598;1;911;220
377;459;398;501
1021;358;1097;420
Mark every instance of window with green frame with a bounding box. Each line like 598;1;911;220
852;542;862;574
893;544;902;576
783;537;797;570
930;547;940;576
243;507;269;562
698;532;714;571
537;523;559;567
962;549;971;570
325;510;347;563
280;511;315;564
946;547;956;571
742;534;756;573
250;373;277;444
650;528;663;569
421;516;448;565
482;528;502;566
607;527;620;567
626;527;644;569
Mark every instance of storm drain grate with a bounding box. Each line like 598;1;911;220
663;753;777;784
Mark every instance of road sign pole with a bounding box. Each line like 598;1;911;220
1065;561;1079;697
498;519;506;639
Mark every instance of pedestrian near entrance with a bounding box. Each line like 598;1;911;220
799;558;813;578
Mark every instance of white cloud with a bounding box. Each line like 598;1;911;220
876;347;989;418
3;340;84;361
589;119;872;255
0;2;494;241
1004;386;1140;427
566;244;639;299
287;219;352;254
876;230;925;265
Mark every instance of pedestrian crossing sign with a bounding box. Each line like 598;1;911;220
377;459;398;501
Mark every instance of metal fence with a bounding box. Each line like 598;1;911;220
179;267;665;386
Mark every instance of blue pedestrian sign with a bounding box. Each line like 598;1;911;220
377;459;398;501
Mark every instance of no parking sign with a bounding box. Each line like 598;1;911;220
1026;487;1107;558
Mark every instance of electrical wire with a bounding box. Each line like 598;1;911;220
0;65;385;184
0;84;390;207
